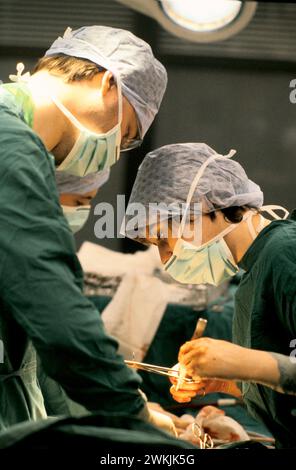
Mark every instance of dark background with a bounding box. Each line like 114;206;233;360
0;0;295;253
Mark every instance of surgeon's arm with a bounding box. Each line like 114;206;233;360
172;338;296;401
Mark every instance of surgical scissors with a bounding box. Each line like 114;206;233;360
192;422;214;450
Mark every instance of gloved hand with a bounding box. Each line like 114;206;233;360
147;406;177;436
137;394;177;436
169;364;241;403
178;338;249;381
147;402;190;436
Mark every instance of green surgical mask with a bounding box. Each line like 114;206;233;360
164;219;241;286
62;205;91;234
53;75;123;177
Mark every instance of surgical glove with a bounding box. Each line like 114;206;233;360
147;408;177;437
169;364;241;403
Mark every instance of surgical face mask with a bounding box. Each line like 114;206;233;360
164;214;253;286
54;74;123;177
62;205;91;234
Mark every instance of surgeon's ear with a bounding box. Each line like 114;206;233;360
100;71;115;97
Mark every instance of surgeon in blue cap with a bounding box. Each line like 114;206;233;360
56;169;110;233
0;26;167;430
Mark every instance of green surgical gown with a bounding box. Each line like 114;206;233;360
0;85;145;431
233;218;296;448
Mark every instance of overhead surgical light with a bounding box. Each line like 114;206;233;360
117;0;257;43
162;0;242;33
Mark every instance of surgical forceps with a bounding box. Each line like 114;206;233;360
124;360;197;383
125;318;208;385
